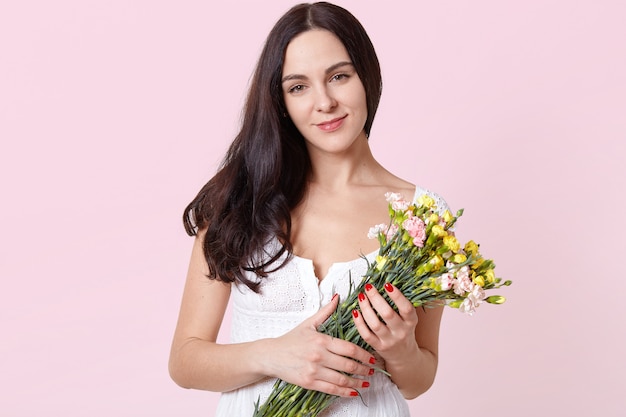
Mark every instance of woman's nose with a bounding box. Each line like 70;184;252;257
315;88;337;112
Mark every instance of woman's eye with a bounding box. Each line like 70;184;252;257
288;84;306;94
331;73;349;82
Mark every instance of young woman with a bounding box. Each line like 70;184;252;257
169;3;448;416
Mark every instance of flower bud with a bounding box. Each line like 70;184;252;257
375;255;387;271
486;295;506;304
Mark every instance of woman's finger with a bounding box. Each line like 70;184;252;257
361;283;400;331
324;335;376;376
382;283;419;325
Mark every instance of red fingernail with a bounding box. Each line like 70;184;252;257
350;391;359;397
358;292;365;302
362;381;370;388
332;293;338;301
369;356;376;364
384;283;394;293
365;283;373;291
352;310;359;319
368;368;375;376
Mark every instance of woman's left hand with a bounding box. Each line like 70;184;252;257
352;282;419;364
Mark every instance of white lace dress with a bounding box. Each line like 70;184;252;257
214;187;449;417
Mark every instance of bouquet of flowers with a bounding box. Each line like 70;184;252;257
253;192;511;417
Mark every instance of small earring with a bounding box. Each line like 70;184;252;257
283;112;288;118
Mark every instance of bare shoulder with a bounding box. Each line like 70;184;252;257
372;167;415;198
372;167;450;213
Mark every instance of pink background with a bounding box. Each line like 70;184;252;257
1;0;625;415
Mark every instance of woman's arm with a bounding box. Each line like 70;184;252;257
168;233;267;391
168;233;376;396
352;283;444;399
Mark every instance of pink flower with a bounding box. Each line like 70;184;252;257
453;266;473;295
467;285;486;306
402;216;426;247
460;286;486;315
386;223;399;240
385;192;409;211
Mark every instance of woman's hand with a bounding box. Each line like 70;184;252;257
262;294;375;398
352;282;444;399
352;283;420;364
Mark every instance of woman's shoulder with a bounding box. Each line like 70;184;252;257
370;168;451;214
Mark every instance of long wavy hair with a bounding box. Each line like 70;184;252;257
183;2;382;291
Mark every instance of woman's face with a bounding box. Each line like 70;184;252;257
281;29;368;155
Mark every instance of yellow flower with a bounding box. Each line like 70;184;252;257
473;275;486;287
452;253;467;263
418;194;435;208
484;269;495;284
429;255;444;270
472;257;485;270
464;240;479;256
432;224;447;237
428;213;439;224
443;209;453;223
443;235;461;253
375;255;387;271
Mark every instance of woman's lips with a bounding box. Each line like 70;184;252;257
316;115;347;132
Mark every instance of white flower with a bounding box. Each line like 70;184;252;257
385;192;402;202
367;224;387;239
437;272;455;291
459;298;476;315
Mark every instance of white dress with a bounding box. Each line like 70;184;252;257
215;187;449;417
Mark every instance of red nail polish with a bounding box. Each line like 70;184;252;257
352;310;359;319
358;292;365;302
362;381;370;388
332;293;338;301
384;283;394;293
350;391;359;397
369;356;376;364
365;283;373;291
368;368;375;376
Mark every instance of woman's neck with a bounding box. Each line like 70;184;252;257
306;134;382;189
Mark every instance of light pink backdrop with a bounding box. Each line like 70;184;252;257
1;1;624;415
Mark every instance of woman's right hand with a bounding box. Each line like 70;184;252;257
261;294;375;397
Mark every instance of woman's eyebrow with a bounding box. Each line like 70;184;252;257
281;61;354;83
325;61;354;75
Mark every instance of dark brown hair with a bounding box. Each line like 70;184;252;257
183;2;382;291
